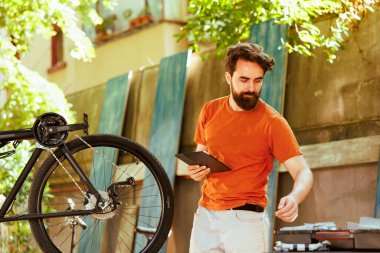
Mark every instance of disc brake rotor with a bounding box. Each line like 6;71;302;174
85;192;116;220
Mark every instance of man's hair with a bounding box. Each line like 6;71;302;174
225;43;275;76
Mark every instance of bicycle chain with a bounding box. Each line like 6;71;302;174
38;135;134;204
47;148;90;201
74;134;133;178
36;143;89;201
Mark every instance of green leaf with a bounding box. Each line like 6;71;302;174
0;0;107;250
178;0;379;62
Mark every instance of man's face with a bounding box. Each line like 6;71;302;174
225;59;264;111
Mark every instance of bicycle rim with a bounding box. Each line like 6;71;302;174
28;134;173;253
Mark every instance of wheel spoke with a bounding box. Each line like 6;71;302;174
29;135;173;253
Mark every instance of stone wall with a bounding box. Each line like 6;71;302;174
285;9;380;145
276;9;380;231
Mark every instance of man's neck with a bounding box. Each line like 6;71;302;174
228;95;244;111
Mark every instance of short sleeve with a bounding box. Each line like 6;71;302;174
194;103;208;146
270;117;302;163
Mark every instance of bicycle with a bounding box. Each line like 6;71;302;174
0;112;174;253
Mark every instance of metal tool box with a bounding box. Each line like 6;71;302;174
275;229;380;250
352;229;380;249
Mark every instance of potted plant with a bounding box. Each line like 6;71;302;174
95;14;117;38
127;5;153;29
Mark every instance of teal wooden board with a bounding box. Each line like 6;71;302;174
375;150;380;218
78;71;132;253
134;51;189;253
96;72;132;135
249;19;288;248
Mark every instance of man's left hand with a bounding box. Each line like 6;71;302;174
275;195;298;222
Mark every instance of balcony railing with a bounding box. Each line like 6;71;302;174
85;0;187;43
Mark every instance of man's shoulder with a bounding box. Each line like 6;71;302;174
259;100;293;130
260;100;283;120
203;96;228;110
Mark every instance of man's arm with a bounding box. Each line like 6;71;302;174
275;155;313;222
187;144;211;181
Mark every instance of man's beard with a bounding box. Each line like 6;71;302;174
231;85;260;111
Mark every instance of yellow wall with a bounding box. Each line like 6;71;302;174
22;35;51;82
22;22;188;95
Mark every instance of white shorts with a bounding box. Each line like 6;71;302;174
189;206;269;253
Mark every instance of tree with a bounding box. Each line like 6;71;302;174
178;0;379;62
0;0;113;251
0;0;114;127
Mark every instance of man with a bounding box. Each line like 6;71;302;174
187;43;313;253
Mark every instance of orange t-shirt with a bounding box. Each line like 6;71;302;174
194;96;302;210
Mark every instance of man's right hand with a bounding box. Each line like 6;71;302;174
187;165;210;181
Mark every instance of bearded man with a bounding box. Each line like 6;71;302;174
187;43;313;253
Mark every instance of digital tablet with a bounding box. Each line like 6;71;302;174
175;151;231;173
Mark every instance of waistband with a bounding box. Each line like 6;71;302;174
231;203;264;213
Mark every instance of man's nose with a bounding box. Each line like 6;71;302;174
247;81;258;93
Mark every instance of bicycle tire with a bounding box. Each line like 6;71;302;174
28;134;174;253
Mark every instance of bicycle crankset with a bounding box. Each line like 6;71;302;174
33;112;68;147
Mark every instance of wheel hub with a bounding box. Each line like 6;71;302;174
85;191;116;220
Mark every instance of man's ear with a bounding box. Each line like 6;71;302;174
225;72;232;85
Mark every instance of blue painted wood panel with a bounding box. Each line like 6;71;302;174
78;71;132;253
134;51;189;253
96;72;132;135
249;19;288;248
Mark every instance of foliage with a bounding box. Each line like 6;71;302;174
0;0;113;251
0;69;75;130
178;0;380;62
0;141;36;252
0;0;115;128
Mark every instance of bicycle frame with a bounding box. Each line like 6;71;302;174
0;123;101;222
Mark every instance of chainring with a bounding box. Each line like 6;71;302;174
32;112;68;147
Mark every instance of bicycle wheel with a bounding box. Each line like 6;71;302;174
28;134;174;253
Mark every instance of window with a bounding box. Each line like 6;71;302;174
48;25;66;73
